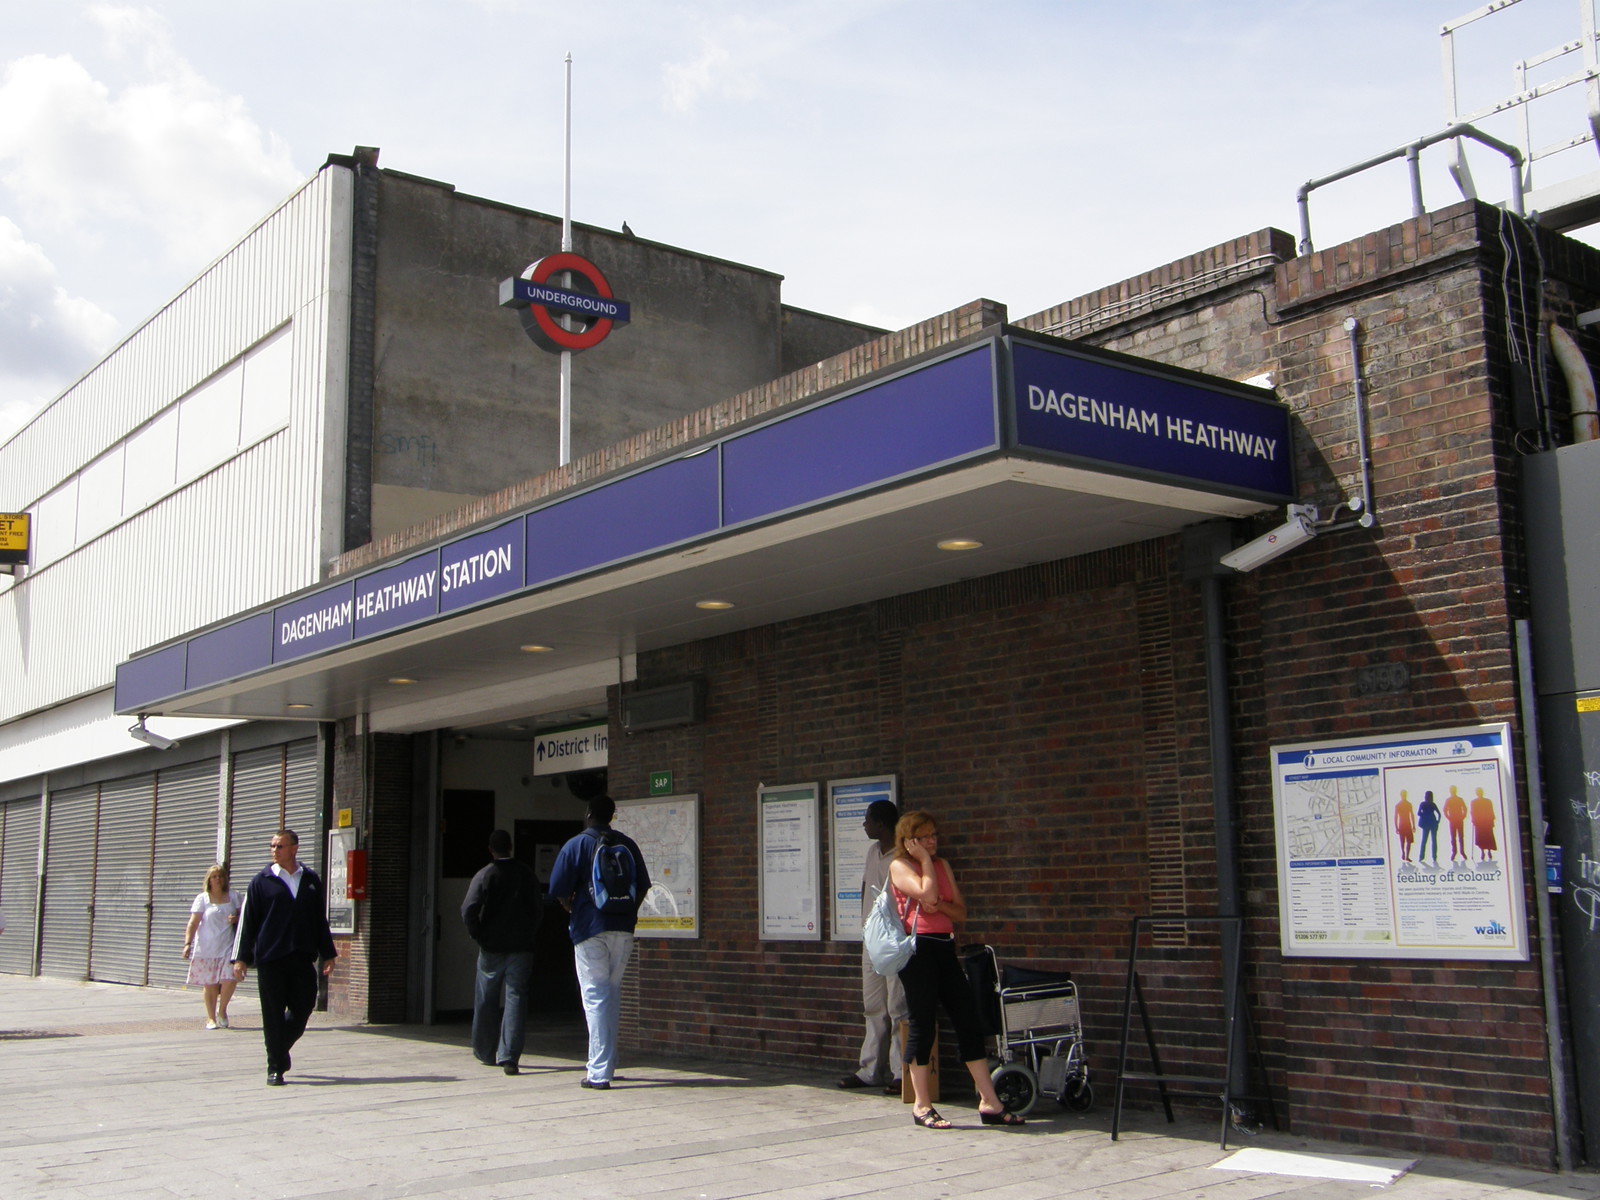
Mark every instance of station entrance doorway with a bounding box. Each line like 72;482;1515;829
429;723;607;1023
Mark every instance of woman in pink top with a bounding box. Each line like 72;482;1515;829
888;811;1023;1129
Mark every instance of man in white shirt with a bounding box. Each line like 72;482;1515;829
839;799;906;1093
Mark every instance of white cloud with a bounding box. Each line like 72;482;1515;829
0;215;119;441
0;6;302;269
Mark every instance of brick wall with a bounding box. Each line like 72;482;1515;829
610;542;1207;1086
326;725;413;1022
599;202;1596;1168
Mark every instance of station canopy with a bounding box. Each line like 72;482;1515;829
116;329;1293;733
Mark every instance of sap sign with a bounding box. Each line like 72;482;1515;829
1011;340;1293;503
532;722;609;776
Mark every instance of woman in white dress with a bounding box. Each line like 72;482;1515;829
183;865;242;1029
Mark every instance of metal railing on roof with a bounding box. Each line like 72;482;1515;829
1296;122;1526;255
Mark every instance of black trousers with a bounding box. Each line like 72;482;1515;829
899;935;987;1066
256;955;319;1073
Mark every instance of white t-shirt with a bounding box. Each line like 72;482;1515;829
189;890;243;959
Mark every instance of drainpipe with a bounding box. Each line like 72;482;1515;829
1186;524;1252;1117
1547;321;1597;443
1201;572;1251;1116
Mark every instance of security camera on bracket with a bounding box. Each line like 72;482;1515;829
1220;504;1319;573
128;715;178;751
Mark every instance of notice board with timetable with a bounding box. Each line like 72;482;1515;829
758;783;820;940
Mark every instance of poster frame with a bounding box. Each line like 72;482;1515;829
326;826;356;935
1271;722;1527;961
615;793;700;939
826;774;898;942
758;782;821;941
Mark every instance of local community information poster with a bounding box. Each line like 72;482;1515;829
1271;723;1527;960
615;795;699;938
759;783;820;940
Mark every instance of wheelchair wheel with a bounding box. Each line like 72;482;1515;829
1060;1075;1094;1112
991;1063;1039;1116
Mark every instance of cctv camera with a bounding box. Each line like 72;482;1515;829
128;718;178;751
1220;504;1318;573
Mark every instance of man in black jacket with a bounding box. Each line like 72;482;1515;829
232;829;337;1086
461;829;544;1074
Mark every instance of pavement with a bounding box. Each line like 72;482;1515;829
1;973;1597;1200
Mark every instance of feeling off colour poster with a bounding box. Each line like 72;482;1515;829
1270;724;1528;961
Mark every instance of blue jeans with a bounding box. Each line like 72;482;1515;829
473;949;534;1066
573;930;633;1082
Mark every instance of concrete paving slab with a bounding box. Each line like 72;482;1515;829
1;972;1597;1200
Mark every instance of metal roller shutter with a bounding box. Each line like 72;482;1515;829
0;800;41;975
39;785;98;980
229;745;288;884
150;760;222;990
89;775;157;985
284;739;323;864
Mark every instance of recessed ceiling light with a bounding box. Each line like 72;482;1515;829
937;538;983;551
286;703;313;710
388;677;418;685
507;723;528;732
696;599;735;610
519;643;553;653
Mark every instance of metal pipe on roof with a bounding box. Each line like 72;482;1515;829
1298;122;1526;254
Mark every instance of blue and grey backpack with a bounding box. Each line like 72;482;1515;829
589;830;638;914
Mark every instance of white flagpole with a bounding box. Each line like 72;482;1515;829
559;52;573;467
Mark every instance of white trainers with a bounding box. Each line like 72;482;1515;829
218;1015;229;1029
205;1020;218;1030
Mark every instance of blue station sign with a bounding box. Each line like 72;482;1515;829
1010;340;1293;501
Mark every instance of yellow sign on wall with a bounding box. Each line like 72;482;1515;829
0;513;30;566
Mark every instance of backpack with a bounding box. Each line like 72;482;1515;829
589;830;638;914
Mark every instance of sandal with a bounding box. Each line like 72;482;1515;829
979;1107;1026;1126
912;1107;953;1129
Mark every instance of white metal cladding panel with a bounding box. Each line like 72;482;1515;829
0;169;350;725
0;433;307;721
88;774;156;985
40;785;98;980
0;168;348;508
0;800;40;975
150;759;223;989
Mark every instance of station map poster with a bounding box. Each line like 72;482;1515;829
616;795;699;939
828;775;897;941
1271;723;1527;960
759;783;820;940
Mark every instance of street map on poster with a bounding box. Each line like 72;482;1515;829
828;776;897;941
616;795;699;939
759;783;820;940
1272;724;1526;960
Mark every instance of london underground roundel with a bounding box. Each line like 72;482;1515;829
497;252;631;354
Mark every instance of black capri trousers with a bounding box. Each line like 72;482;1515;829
898;934;987;1066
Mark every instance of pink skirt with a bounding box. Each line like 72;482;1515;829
186;956;235;986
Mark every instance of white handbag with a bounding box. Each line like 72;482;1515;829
862;885;918;976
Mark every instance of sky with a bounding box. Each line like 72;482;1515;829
3;0;1597;444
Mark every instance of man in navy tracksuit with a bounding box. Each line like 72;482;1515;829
232;828;337;1086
